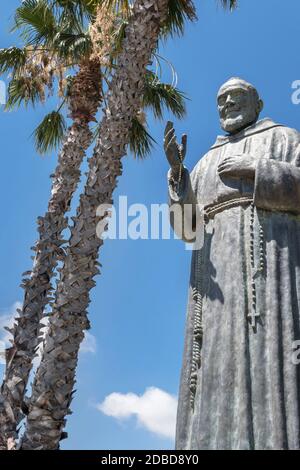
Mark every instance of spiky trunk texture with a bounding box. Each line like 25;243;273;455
20;0;169;450
0;59;102;451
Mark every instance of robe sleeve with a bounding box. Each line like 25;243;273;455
254;127;300;215
168;166;200;243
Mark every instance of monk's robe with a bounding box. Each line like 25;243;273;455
169;118;300;450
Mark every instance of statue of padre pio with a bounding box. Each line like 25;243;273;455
165;77;300;450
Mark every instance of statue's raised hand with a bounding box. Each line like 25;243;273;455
164;121;187;176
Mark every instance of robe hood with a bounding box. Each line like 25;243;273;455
211;118;283;150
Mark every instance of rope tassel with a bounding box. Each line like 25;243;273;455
247;203;266;331
190;249;204;410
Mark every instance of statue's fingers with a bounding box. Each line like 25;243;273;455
218;164;231;174
218;158;235;169
220;156;234;164
166;135;177;151
164;129;175;150
218;162;229;171
164;121;174;138
164;127;175;143
165;138;176;156
218;169;231;176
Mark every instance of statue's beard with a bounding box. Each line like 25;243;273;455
220;112;258;135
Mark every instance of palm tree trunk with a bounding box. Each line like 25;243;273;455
0;58;102;450
21;0;169;450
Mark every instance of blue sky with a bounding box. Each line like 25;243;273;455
1;0;300;450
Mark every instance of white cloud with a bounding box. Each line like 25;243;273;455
0;301;22;365
97;387;177;440
80;331;97;354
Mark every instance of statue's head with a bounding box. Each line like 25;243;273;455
217;77;264;135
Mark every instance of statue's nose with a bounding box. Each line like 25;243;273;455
225;95;235;105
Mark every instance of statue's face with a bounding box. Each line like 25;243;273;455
217;86;260;135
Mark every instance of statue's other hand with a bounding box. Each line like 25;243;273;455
218;154;257;179
164;121;187;172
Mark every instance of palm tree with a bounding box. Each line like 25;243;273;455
20;0;236;450
0;0;190;450
0;1;103;450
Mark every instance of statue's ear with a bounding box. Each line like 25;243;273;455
258;99;264;113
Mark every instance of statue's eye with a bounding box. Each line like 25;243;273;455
232;91;245;99
218;97;226;106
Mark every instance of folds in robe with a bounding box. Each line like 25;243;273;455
169;118;300;450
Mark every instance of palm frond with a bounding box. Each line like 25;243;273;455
5;76;46;109
33;110;67;154
80;0;102;17
13;0;58;46
54;0;91;28
219;0;238;11
0;47;27;75
76;0;113;17
101;0;132;16
129;116;156;159
74;0;99;17
55;31;92;61
143;71;187;120
162;0;197;37
110;17;128;58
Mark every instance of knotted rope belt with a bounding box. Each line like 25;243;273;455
204;196;254;220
